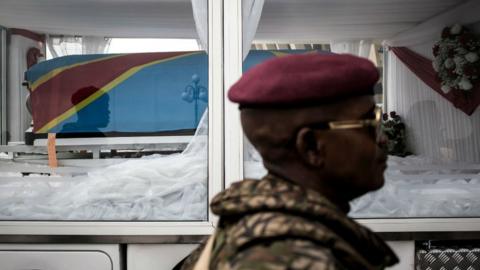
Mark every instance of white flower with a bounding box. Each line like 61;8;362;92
465;52;479;63
450;24;462;35
432;59;440;71
441;84;451;93
455;47;467;54
454;56;464;65
455;67;463;75
458;77;473;90
444;58;455;69
440;45;449;54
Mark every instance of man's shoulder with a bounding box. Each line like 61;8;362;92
225;211;333;249
178;235;341;270
208;211;341;268
216;238;341;270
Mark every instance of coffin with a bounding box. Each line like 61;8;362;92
25;50;311;135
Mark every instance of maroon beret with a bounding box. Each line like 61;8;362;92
228;53;379;107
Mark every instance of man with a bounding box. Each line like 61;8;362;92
180;53;398;269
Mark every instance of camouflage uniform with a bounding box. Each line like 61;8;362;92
180;174;398;270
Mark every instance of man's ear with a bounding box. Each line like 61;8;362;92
295;127;325;167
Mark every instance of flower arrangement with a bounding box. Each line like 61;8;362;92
432;24;480;93
381;111;410;157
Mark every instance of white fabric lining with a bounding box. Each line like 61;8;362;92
0;111;209;221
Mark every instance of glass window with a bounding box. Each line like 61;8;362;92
0;2;210;221
242;0;480;218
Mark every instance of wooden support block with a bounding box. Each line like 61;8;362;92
47;133;58;168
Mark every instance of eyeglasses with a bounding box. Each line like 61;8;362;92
308;106;383;142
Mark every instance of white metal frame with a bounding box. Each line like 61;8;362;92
382;44;389;113
224;0;244;188
0;221;214;235
207;0;224;226
0;244;121;270
360;218;480;232
0;27;6;145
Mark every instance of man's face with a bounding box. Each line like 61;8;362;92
241;95;387;201
314;96;387;198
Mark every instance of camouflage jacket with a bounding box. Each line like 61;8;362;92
180;174;398;270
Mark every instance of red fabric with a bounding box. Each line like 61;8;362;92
228;53;378;106
71;86;99;105
31;51;190;131
391;47;480;115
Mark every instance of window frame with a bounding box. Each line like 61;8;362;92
0;0;223;235
224;0;245;189
0;26;7;145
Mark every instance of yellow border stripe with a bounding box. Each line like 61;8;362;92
30;54;123;91
271;51;290;57
37;52;201;133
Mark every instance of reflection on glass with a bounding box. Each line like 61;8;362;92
1;1;210;221
60;86;110;135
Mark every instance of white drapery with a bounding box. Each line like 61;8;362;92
386;52;480;162
46;35;111;58
190;0;207;51
0;111;209;220
242;0;265;58
383;0;480;163
191;0;264;58
329;40;372;58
